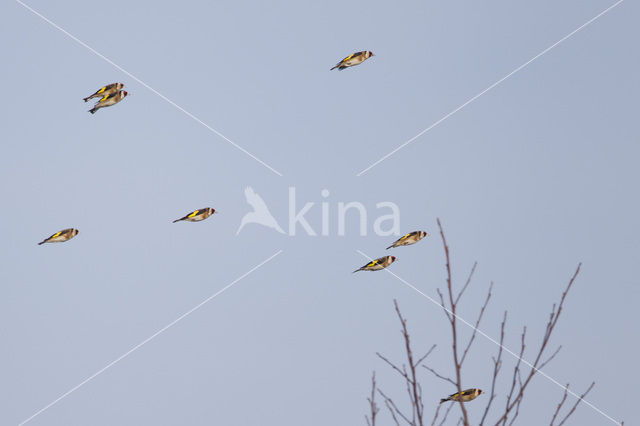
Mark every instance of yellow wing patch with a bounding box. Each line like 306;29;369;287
99;94;110;102
342;53;355;62
52;232;61;238
97;86;106;94
187;210;200;218
399;232;412;241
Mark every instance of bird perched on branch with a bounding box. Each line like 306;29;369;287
89;90;128;114
330;51;374;70
173;207;216;223
83;83;124;102
353;255;396;273
386;231;428;249
38;228;79;245
439;388;483;404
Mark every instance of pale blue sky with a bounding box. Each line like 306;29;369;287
1;0;637;425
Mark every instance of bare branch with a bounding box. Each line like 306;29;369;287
495;264;582;426
460;281;493;365
422;365;456;386
556;382;595;426
437;218;470;426
479;311;507;426
436;402;455;426
366;372;379;426
384;398;402;426
379;388;413;426
549;383;570;426
376;352;409;381
416;344;437;366
539;346;562;371
455;262;478;305
394;299;426;426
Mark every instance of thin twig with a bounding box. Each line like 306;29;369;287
438;218;470;426
455;262;478;305
460;282;493;365
556;382;595;426
549;383;570;426
366;372;379;426
379;388;413;425
422;365;456;386
479;311;507;426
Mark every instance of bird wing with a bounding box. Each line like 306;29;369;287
364;259;380;268
399;232;414;241
50;231;62;239
341;52;362;62
96;85;109;94
98;93;114;102
187;209;202;218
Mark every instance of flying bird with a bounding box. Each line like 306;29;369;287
331;51;374;70
173;207;216;223
83;83;125;102
386;231;428;249
236;187;285;235
353;255;396;273
38;228;79;245
89;90;128;114
439;388;483;404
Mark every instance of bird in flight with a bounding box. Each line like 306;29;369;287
83;83;125;102
353;255;396;273
89;90;128;114
38;228;79;245
439;388;483;404
173;207;217;223
331;51;375;70
387;231;428;249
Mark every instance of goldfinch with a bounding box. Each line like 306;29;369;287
173;207;216;223
353;255;396;273
439;388;483;404
83;83;125;102
89;90;128;114
331;51;374;70
386;231;428;249
38;228;79;245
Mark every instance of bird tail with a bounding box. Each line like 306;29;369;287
386;244;394;250
89;107;97;114
330;65;338;70
38;240;45;245
352;268;362;273
439;398;448;404
172;218;182;223
83;96;90;102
